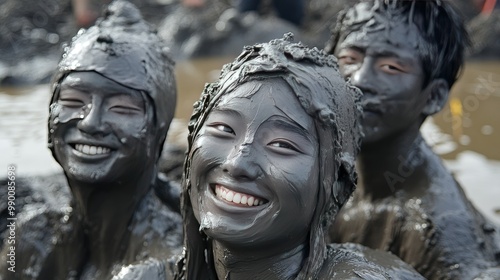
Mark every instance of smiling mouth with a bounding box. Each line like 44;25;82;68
214;184;267;207
72;144;111;155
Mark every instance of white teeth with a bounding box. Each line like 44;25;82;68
226;191;234;202
233;193;241;204
75;144;111;155
215;185;266;207
247;196;254;207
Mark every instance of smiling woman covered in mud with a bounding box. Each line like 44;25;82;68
174;34;424;280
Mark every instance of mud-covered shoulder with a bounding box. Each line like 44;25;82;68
320;243;424;279
418;151;500;278
0;202;84;279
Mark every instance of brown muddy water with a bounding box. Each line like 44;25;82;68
1;58;499;225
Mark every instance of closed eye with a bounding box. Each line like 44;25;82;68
110;105;143;115
59;98;85;108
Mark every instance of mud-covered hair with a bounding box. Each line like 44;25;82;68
48;0;176;160
325;0;470;88
175;33;362;280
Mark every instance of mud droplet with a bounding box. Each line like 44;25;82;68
62;215;70;223
50;103;62;116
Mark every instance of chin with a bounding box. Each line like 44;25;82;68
361;128;382;144
200;216;261;245
65;167;115;184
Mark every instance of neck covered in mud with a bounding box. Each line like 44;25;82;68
357;126;430;199
212;240;306;280
68;164;155;270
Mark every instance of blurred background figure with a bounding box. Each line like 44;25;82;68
468;0;500;58
72;0;111;28
236;0;305;26
182;0;206;8
473;0;499;15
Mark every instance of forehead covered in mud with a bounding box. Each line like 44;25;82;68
52;0;176;132
332;1;428;60
185;33;362;224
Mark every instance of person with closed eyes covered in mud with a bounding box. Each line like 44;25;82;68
0;1;182;279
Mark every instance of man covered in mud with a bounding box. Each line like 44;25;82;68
0;1;182;279
174;34;424;280
324;1;500;279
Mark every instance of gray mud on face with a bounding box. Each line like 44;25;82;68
1;1;182;279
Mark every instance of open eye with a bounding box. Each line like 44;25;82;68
380;64;404;74
268;139;301;154
378;58;406;74
338;49;363;66
207;123;235;137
